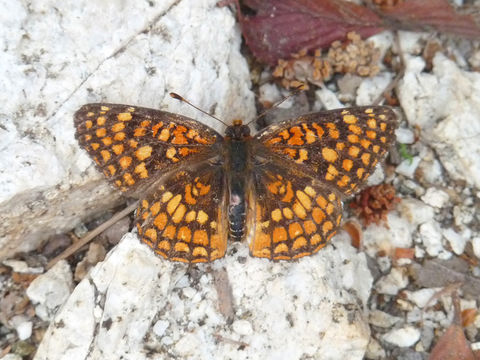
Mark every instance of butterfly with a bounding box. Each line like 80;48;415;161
74;100;396;263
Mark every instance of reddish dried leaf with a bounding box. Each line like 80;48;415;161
342;220;362;249
237;0;480;65
240;0;384;65
462;309;477;328
380;0;480;38
430;324;475;360
394;247;415;260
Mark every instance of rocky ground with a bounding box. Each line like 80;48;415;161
1;1;480;359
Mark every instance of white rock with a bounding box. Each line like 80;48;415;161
419;221;444;257
2;259;43;274
472;237;480;259
443;228;467;255
415;245;425;258
15;320;33;341
382;326;421;347
362;213;414;258
366;166;385;187
397;199;434;226
397;32;429;56
395;156;421;178
1;355;22;360
421;188;449;208
0;0;255;259
395;127;415;144
365;337;386;360
356;72;393;106
375;267;409;295
398;53;480;188
259;83;281;105
174;332;202;356
315;86;344;110
368;310;401;328
34;232;374;360
232;319;253;336
417;158;444;186
460;299;476;312
152;320;169;338
454;205;475;227
404;288;437;308
26;260;73;321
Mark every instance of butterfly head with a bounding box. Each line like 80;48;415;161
225;119;251;140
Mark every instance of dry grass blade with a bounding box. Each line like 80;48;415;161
46;201;139;270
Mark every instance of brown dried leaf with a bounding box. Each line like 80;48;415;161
212;267;235;323
461;309;477;328
410;259;480;297
342;220;362;249
394;247;415;260
430;324;475;360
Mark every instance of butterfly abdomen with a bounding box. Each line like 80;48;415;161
225;127;251;241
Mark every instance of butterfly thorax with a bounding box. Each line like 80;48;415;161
224;120;251;241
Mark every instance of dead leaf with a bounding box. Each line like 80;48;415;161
235;0;480;65
430;324;475;360
410;259;480;297
461;309;477;328
394;247;415;260
240;0;384;65
379;0;480;39
342;220;362;249
212;267;235;323
430;295;475;360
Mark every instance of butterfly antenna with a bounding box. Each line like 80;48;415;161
170;92;229;127
245;85;306;127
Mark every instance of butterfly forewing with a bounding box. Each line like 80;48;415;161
256;106;397;197
74;104;222;196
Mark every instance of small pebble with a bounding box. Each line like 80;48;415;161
15;321;32;341
472;237;480;259
232;319;253;336
443;228;466;255
375;268;409;295
395;128;415;144
419;221;443;256
395;157;421;178
421;188;449;208
153;320;169;337
382;326;421;347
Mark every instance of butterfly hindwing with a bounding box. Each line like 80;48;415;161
248;160;342;260
135;162;228;263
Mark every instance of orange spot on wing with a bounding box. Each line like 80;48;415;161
119;156;132;169
193;230;209;246
135;146;152;161
117;112;132;121
112;144;124;155
287;126;304;146
112;122;125;132
273;227;288;243
154;213;168;230
114;132;126;141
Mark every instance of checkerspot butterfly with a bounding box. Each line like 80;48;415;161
74;101;396;263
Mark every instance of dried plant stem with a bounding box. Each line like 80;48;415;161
46;200;139;270
372;31;405;106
